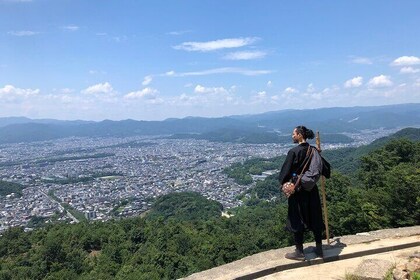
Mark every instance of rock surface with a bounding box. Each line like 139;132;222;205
181;226;420;280
350;259;394;280
393;253;420;280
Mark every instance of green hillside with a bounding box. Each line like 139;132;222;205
324;127;420;175
146;192;223;221
0;130;419;279
0;181;26;197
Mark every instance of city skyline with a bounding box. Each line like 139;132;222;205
1;1;420;121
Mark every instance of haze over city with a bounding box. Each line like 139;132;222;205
1;0;420;121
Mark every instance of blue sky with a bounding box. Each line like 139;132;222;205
1;0;420;121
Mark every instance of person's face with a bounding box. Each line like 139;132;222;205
292;129;302;143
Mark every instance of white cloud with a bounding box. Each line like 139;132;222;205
256;91;267;99
307;83;315;93
284;87;298;94
174;93;200;105
251;91;279;105
0;85;39;101
124;87;159;100
82;82;113;94
173;37;259;52
179;93;190;101
62;25;79;31
223;51;267;60
344;76;363;88
194;85;229;94
142;75;153;86
368;75;393;88
350;57;373;65
96;32;107;36
267;81;272;87
391;56;420;66
8;30;39;36
165;67;271;77
400;67;420;74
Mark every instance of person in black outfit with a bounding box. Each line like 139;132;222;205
278;126;324;260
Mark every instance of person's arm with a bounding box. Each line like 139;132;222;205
278;150;294;184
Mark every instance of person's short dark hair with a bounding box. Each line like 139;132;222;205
295;125;314;140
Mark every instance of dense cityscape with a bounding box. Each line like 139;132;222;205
0;128;400;233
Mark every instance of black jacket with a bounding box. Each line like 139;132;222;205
279;143;324;233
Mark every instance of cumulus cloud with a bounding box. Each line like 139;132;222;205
173;93;200;105
0;85;39;101
267;81;273;87
350;57;373;65
368;75;393;88
82;82;113;94
284;87;298;94
344;76;363;88
194;85;229;94
400;67;420;74
251;91;280;105
173;37;258;52
391;56;420;66
223;50;267;60
124;87;159;100
62;25;79;31
8;30;39;36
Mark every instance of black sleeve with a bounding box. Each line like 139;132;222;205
278;150;294;184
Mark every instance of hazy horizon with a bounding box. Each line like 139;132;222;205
0;102;418;123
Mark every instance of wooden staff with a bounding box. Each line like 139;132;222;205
316;131;330;245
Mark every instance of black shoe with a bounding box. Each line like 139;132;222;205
285;246;305;261
315;243;323;258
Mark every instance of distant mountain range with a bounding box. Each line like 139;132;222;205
0;103;419;144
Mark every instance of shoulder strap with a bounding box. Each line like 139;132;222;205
299;147;314;176
295;147;314;187
295;145;311;172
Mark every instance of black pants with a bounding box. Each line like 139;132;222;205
294;230;322;245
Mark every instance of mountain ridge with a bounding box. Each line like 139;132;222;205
0;103;419;144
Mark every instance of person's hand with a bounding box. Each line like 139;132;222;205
281;182;295;198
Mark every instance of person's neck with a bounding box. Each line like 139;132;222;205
299;140;306;144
